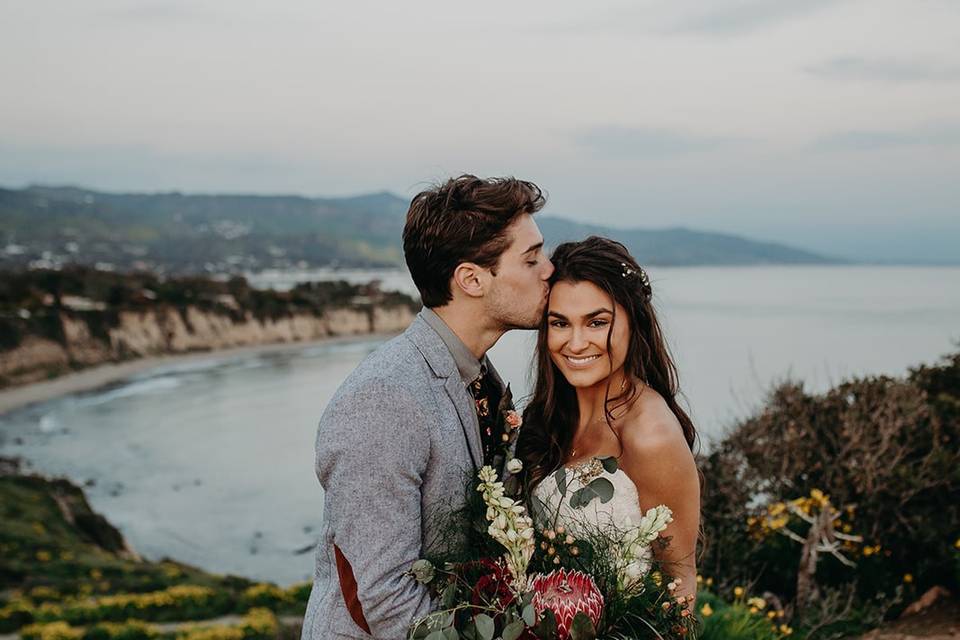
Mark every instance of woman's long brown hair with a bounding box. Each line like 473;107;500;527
516;236;698;491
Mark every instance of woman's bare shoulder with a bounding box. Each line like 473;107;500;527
617;387;688;458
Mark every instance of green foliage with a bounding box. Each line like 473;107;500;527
697;591;785;640
699;350;960;629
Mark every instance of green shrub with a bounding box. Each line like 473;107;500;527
699;350;960;628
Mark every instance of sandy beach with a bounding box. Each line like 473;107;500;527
0;332;398;417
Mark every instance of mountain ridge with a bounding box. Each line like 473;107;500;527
0;184;838;274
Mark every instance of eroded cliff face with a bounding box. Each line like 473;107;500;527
0;304;415;388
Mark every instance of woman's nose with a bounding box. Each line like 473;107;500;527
568;327;589;352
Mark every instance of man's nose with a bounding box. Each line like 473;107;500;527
542;258;555;280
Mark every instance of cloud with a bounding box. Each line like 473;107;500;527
812;123;960;151
806;56;960;83
574;125;741;157
669;0;845;35
96;2;222;24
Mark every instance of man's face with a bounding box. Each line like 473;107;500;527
484;214;554;330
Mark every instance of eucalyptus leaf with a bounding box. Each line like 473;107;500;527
460;619;478;640
568;612;597;640
521;591;535;609
588;477;615;504
441;583;457;609
569;485;591;509
522;603;536;627
442;628;458;640
533;608;558;639
600;455;619;474
474;614;495;640
425;631;445;640
502;620;526;640
553;467;568;496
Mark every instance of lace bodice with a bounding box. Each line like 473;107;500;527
531;457;645;536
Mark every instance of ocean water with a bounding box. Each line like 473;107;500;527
1;266;958;584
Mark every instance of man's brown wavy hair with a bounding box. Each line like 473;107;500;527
403;174;546;308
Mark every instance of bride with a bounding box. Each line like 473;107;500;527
516;236;701;601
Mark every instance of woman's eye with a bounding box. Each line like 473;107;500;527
526;260;538;267
589;320;609;328
549;320;567;328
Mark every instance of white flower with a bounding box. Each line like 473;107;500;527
506;458;523;474
409;559;435;584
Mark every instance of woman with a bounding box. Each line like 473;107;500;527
517;236;701;600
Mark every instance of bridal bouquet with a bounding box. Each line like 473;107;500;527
407;454;697;639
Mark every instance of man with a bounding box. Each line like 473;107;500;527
301;175;554;640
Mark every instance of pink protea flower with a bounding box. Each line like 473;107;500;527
531;569;604;639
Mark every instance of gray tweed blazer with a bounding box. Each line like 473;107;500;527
301;312;494;640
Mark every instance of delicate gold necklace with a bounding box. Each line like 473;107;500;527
569;378;644;461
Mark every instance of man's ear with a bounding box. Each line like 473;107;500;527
452;262;486;298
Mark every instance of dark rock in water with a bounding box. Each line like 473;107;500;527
302;525;313;534
84;478;96;487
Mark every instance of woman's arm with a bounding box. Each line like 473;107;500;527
619;412;701;603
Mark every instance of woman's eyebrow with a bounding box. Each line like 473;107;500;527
547;308;612;320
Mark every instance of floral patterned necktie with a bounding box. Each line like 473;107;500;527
469;365;504;467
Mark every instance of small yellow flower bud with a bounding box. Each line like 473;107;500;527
700;603;713;617
903;573;913;583
556;526;565;535
733;586;744;598
546;530;556;540
552;556;560;565
570;547;579;556
565;534;575;545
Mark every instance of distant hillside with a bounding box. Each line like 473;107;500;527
0;185;836;274
538;217;833;266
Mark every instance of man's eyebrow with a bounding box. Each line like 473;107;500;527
521;241;544;256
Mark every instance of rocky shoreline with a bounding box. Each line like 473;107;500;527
0;267;418;402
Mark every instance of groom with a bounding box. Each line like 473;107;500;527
301;175;554;640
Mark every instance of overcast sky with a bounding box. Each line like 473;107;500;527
1;0;958;262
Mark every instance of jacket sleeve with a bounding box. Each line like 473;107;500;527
316;378;433;639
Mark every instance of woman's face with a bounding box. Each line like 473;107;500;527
546;280;630;388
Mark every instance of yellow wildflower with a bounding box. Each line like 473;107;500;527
903;574;913;584
35;550;51;562
748;596;767;609
700;603;713;617
733;586;744;598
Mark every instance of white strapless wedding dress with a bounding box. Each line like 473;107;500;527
531;456;645;536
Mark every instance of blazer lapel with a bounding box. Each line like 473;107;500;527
406;313;483;470
444;376;483;470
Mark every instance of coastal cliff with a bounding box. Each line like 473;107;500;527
0;267;418;389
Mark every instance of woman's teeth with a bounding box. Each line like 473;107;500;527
565;354;601;365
